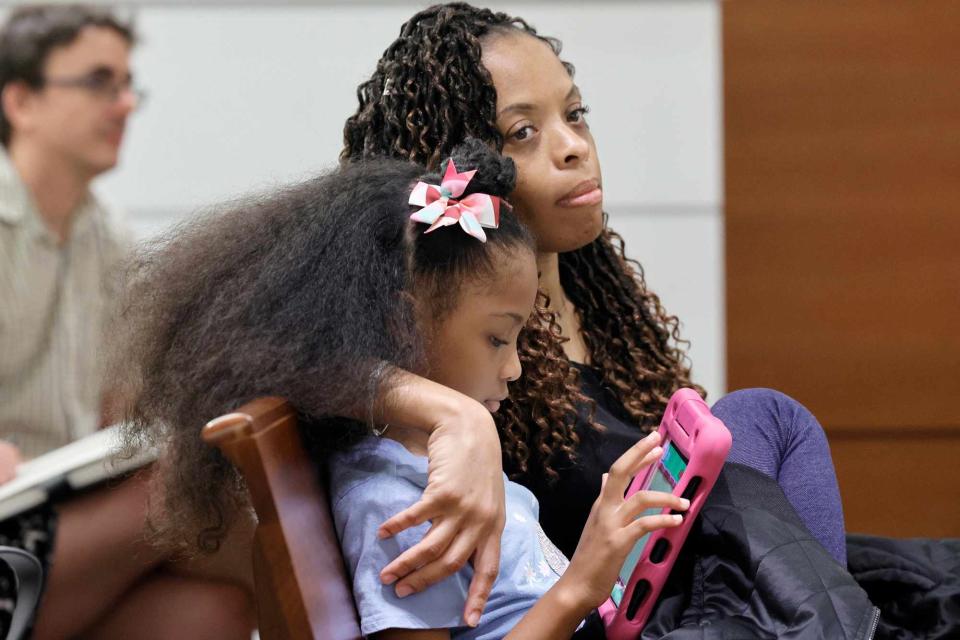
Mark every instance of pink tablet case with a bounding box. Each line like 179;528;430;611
599;388;731;638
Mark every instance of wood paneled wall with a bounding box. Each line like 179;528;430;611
723;2;960;537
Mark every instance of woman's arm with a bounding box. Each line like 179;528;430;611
351;367;506;626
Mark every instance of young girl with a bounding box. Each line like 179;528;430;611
326;141;692;639
112;140;685;639
337;2;848;612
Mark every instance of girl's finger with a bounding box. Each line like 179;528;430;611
637;444;664;470
621;490;689;523
626;513;684;539
604;432;661;497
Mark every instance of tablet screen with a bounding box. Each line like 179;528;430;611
610;441;688;607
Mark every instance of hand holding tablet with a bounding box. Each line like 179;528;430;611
600;388;732;637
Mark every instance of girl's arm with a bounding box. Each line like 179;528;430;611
504;431;686;639
374;433;686;640
351;367;506;626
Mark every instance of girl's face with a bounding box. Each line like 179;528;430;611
423;247;539;413
482;33;604;254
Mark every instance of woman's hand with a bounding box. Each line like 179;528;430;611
373;373;506;628
558;431;689;610
0;440;22;485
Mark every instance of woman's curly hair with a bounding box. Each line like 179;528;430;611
342;2;702;480
110;139;548;551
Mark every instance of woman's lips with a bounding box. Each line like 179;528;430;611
557;179;602;208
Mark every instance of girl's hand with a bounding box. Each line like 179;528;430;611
376;392;505;628
559;431;689;610
0;440;22;485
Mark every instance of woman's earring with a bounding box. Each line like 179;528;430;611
372;423;390;437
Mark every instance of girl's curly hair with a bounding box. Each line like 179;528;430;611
342;2;703;480
111;139;549;552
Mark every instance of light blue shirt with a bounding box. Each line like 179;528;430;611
329;436;570;639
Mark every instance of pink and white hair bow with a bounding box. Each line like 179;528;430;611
409;159;502;242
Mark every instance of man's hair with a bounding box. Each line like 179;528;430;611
0;4;136;145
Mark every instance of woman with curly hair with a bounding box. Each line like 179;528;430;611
339;1;848;610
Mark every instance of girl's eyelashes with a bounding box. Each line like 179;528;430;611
489;335;508;348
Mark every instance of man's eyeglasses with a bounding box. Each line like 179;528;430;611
40;69;147;106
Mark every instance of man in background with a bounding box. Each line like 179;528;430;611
0;7;256;638
0;4;138;460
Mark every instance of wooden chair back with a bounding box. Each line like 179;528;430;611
202;397;361;640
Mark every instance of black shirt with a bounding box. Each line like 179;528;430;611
507;363;651;559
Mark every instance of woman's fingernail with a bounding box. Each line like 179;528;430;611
645;431;660;442
679;498;690;510
467;610;481;627
396;584;414;598
673;514;683;524
381;573;397;585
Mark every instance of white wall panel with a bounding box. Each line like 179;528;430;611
91;1;724;397
610;208;724;400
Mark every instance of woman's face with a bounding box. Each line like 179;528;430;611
482;32;604;254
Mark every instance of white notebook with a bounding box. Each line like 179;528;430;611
0;425;157;521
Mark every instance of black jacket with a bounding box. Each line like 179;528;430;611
573;463;960;639
642;463;880;639
847;534;960;640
